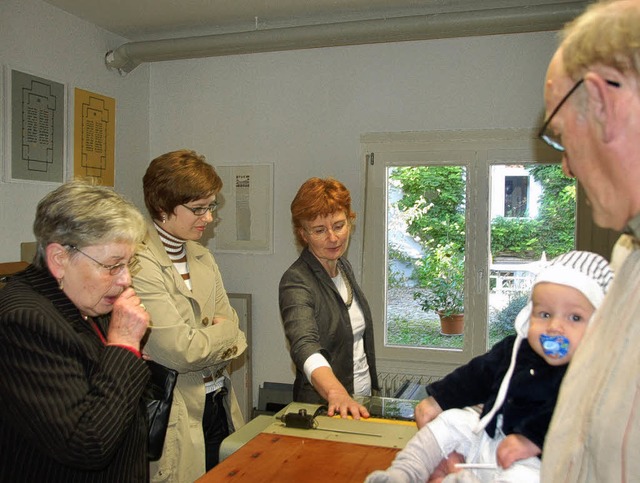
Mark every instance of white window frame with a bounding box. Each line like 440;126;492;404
360;129;561;379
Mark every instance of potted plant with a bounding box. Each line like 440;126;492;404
413;245;465;335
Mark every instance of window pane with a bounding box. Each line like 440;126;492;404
488;164;576;349
504;176;529;217
386;165;466;350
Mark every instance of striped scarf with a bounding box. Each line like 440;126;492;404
154;223;191;290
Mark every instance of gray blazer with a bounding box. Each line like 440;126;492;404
279;248;379;403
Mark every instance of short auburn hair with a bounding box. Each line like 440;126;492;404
290;177;355;247
143;149;222;221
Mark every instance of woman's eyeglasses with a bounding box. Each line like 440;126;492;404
305;221;349;239
181;201;219;216
69;245;137;276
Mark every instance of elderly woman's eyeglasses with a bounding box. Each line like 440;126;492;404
181;201;219;216
538;78;621;152
69;245;136;276
305;221;349;239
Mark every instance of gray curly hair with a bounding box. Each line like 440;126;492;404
32;179;145;269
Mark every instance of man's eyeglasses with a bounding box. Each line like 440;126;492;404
538;78;621;152
69;245;136;276
181;201;219;216
305;220;349;239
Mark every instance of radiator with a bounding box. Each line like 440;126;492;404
376;371;441;399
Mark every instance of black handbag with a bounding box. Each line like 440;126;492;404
144;360;178;461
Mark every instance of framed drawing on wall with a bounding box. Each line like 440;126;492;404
3;67;66;184
214;164;273;254
227;293;252;421
73;88;115;187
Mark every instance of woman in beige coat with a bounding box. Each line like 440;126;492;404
133;149;247;482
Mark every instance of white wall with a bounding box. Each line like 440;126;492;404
147;32;559;407
0;0;151;262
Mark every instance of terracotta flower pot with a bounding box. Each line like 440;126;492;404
438;312;464;336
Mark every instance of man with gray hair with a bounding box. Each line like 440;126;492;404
539;0;640;480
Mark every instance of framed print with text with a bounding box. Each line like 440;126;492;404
214;164;273;254
3;67;66;184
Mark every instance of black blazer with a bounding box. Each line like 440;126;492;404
279;248;379;403
0;266;150;482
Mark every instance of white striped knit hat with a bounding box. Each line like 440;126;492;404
513;250;613;339
476;250;613;433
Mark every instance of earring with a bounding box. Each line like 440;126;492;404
161;215;166;224
57;278;64;290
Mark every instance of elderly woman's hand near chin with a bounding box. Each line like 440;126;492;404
107;287;150;350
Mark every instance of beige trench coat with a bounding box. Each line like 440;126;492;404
133;223;247;483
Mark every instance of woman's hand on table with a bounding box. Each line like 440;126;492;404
311;366;370;419
326;388;370;420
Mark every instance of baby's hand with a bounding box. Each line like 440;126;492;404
427;451;465;482
496;434;541;469
414;397;443;429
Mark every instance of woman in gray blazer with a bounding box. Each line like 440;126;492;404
279;177;379;419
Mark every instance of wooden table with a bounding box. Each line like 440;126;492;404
197;432;400;482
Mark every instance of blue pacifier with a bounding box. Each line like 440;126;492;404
539;334;570;359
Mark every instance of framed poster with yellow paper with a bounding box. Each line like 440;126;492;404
73;88;115;186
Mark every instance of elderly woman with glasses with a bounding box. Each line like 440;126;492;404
279;177;379;419
132;149;247;483
0;180;150;481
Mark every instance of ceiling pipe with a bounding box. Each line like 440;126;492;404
105;2;585;74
